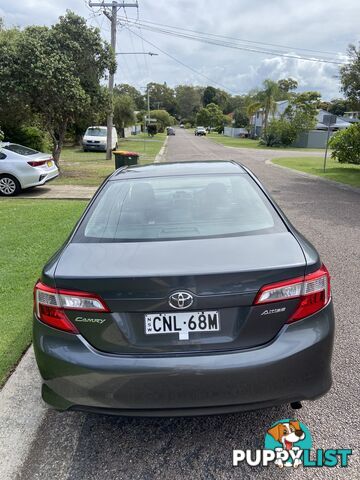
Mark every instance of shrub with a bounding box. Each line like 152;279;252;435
2;125;51;152
147;124;157;136
260;119;296;147
184;122;192;129
329;123;360;164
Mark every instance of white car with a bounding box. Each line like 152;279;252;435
0;142;59;196
82;126;118;152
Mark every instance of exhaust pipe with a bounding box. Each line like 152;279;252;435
290;401;302;410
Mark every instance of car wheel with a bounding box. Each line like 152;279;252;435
0;175;21;196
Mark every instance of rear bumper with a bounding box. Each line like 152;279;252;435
19;168;59;189
33;303;334;415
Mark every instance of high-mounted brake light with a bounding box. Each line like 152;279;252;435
254;265;331;323
34;281;110;333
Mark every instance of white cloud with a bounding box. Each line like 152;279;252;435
1;0;359;98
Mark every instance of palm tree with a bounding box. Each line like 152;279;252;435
261;79;280;134
246;101;262;137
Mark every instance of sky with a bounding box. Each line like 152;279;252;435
1;0;360;100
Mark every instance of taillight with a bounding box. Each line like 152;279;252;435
34;281;110;333
254;264;331;323
27;160;47;167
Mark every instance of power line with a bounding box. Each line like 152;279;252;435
118;15;343;58
124;25;239;94
120;16;346;65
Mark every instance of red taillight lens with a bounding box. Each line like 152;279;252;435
34;281;110;333
27;160;47;167
254;264;331;323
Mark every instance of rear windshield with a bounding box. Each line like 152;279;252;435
86;127;107;137
73;174;286;242
4;144;39;156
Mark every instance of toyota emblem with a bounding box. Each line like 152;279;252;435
169;291;194;310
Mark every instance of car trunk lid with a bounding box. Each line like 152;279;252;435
53;232;306;354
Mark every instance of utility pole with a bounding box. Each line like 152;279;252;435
89;1;138;159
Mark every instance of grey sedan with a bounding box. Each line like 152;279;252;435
33;161;334;415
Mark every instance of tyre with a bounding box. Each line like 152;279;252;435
0;174;21;196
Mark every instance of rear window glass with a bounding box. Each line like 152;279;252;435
74;174;286;242
86;127;107;136
4;144;39;156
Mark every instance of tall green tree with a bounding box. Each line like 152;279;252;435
113;94;136;133
146;82;177;115
114;84;145;110
196;103;224;128
246;101;262;136
175;85;202;122
202;86;217;106
259;79;280;134
148;110;173;132
340;43;360;108
0;11;114;164
277;78;298;95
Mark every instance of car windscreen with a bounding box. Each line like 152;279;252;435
4;144;39;156
85;127;107;137
73;174;286;243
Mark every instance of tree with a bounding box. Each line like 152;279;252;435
114;84;144;110
262;91;319;147
203;86;217;106
259;79;280;134
327;98;352;116
278;78;298;94
146;82;177;115
175;85;202;122
340;43;360;108
233;108;249;128
0;12;114;164
148;110;172;132
246;101;262;136
196;103;224;128
214;89;231;113
329;123;360;164
113;95;136;133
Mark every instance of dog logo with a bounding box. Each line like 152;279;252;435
233;419;352;469
264;419;312;468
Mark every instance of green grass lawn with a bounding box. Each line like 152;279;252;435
55;133;166;186
207;133;324;151
0;199;87;385
272;156;360;188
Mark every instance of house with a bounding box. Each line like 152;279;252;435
343;111;360;123
250;101;353;148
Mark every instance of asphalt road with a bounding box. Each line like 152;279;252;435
13;129;360;479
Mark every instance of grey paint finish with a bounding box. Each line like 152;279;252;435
33;158;334;414
54;232;305;278
33;304;333;414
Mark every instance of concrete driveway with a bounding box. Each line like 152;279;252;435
1;129;359;479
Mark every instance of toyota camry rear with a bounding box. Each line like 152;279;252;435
33;161;334;415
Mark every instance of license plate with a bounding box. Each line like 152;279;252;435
145;311;219;340
47;160;53;167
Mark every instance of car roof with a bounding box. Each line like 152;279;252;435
110;161;247;180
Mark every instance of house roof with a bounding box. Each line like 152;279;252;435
316;110;352;129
